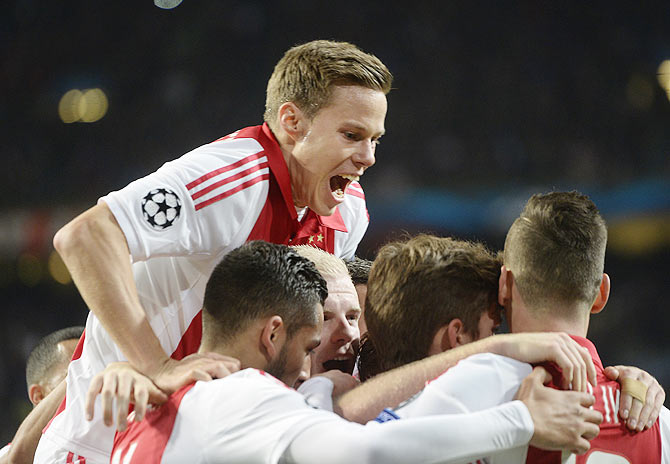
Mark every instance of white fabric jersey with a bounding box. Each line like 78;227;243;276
111;368;536;464
0;444;9;458
396;351;670;464
396;353;532;463
36;125;369;464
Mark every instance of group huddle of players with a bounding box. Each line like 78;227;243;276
3;39;668;463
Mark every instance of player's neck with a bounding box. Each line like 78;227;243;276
199;336;267;372
511;302;590;338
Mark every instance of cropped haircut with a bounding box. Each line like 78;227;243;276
292;245;350;283
365;235;501;374
203;241;328;344
264;40;393;129
346;256;372;286
504;191;607;311
26;326;84;389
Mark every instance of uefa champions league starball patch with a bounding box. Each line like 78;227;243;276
141;188;182;230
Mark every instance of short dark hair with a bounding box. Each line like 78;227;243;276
26;326;84;388
203;241;328;343
346;257;372;286
504;191;607;311
365;235;501;374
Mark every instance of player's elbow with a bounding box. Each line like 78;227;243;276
53;204;110;257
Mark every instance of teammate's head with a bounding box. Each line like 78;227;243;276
345;256;372;335
364;235;501;377
264;40;393;127
26;326;84;407
501;191;608;328
293;245;360;376
265;40;392;217
203;241;328;385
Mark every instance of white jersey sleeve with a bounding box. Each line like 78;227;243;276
283;400;534;464
297;376;335;411
661;406;670;464
101;137;270;261
336;182;369;260
396;353;532;418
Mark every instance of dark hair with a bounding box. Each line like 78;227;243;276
26;326;84;388
203;241;328;343
366;235;501;373
346;257;372;286
504;191;607;310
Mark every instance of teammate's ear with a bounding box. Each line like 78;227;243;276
278;102;307;141
498;265;512;307
591;273;610;314
28;384;45;407
447;319;468;348
428;324;451;355
260;316;284;361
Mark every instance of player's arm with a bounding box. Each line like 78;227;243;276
286;377;600;464
3;378;66;464
54;203;227;393
336;331;596;423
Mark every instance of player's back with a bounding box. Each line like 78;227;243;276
112;368;341;464
528;351;669;463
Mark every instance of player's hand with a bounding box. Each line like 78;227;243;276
517;366;602;455
489;332;596;392
148;352;241;395
604;364;665;432
314;370;360;397
85;362;168;432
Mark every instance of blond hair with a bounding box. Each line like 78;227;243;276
292;245;349;281
264;40;393;130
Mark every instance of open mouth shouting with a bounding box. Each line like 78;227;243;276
329;174;359;201
320;352;357;375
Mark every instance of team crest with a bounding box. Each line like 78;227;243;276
142;188;182;230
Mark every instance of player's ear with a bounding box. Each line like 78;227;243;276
28;384;45;407
591;273;610;314
447;318;470;348
428;324;451;355
498;265;513;307
278;102;308;142
260;315;285;361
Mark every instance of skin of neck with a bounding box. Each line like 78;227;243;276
198;320;271;371
267;111;308;209
505;272;594;338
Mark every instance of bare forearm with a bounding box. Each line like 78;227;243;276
54;203;167;374
6;380;66;464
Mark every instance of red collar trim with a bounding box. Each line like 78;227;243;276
258;123;298;220
569;335;604;370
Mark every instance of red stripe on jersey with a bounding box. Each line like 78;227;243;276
185;152;266;190
346;184;365;200
170;311;202;361
191;161;269;201
112;384;196;464
66;452;73;463
194;173;269;211
71;329;86;361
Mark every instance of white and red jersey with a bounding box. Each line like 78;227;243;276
393;337;670;464
111;369;340;463
111;368;537;464
36;124;369;464
527;336;670;464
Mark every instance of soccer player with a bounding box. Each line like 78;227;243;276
386;193;670;462
0;326;83;462
109;241;601;463
34;40;392;464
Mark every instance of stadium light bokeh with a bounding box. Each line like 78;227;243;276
58;88;108;124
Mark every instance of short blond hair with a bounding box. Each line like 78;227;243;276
264;40;393;129
292;245;349;281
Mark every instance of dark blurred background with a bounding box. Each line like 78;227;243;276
1;0;669;441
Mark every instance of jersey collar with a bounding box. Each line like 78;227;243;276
569;335;604;371
259;123;298;221
259;123;348;232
